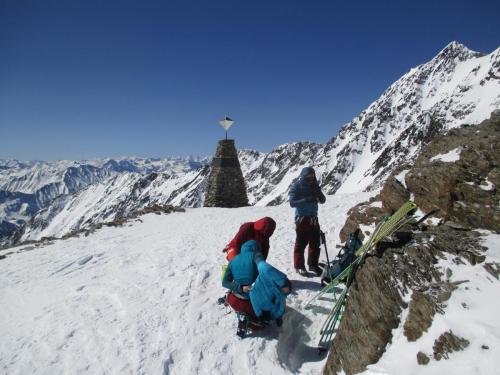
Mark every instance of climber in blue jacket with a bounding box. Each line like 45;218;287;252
288;166;326;276
222;240;264;318
222;240;264;298
222;240;291;325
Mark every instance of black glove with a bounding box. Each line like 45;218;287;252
284;278;292;291
313;183;325;204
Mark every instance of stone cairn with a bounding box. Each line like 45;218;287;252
204;139;249;207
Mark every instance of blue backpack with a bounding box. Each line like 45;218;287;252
321;231;362;284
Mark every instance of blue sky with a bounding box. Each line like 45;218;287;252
0;0;498;160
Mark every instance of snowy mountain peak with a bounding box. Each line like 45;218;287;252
317;42;499;195
435;41;483;61
1;42;498;246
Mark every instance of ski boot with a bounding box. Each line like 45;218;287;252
236;314;249;338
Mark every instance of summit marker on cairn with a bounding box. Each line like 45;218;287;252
204;116;249;208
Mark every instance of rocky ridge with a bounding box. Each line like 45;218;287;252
324;111;499;374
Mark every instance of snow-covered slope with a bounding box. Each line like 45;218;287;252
0;193;371;375
0;157;209;244
20;168;208;242
2;195;499;375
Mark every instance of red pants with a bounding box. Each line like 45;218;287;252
294;217;321;269
227;292;257;319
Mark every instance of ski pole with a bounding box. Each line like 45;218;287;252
320;230;333;282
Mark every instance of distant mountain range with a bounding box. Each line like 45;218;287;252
1;41;498;246
0;157;210;243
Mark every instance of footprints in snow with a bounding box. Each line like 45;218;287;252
77;255;93;265
51;252;106;276
162;353;175;375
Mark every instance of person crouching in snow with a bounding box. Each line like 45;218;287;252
288;166;326;276
222;240;264;320
222;240;291;327
223;217;276;261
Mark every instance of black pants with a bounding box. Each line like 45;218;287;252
293;217;320;269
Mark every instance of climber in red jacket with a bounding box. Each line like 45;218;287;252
223;217;276;261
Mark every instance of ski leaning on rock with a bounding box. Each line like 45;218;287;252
305;201;418;351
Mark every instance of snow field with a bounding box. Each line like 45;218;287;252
0;193;372;375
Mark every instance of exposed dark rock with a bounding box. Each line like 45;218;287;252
433;331;470;360
340;164;416;242
324;225;484;375
404;281;457;341
404;292;435;341
417;352;430;365
406;112;500;232
340;111;499;250
325;115;500;374
380;171;411;213
484;262;500;279
325;253;406;375
339;200;387;242
324;113;499;375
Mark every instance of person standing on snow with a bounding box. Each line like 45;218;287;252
223;217;276;261
288;167;326;276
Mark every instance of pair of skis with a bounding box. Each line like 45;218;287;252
306;201;417;351
315;218;386;351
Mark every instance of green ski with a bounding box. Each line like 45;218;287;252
308;201;417;351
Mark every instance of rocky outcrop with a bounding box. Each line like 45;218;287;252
417;352;430;365
403;292;437;341
324;247;406;375
432;331;470;360
340;110;500;241
380;167;411;213
324;224;486;375
339;198;386;243
325;111;499;374
406;110;500;232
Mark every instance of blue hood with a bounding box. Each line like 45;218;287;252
299;167;316;183
288;166;325;217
